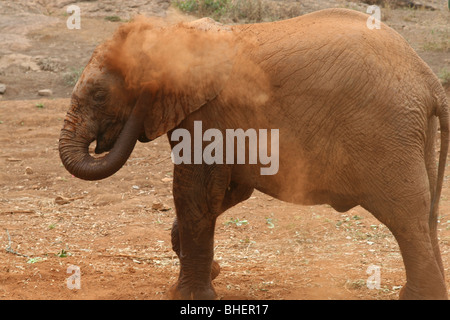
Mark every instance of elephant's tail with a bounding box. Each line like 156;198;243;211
430;91;449;227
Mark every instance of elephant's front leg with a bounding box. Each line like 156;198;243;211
170;212;217;299
171;218;221;282
168;165;223;300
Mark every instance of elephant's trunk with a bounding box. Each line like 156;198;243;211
59;92;148;181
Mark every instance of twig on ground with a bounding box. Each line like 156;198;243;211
1;210;35;215
5;229;29;258
154;156;171;165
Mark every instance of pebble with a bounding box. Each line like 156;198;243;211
38;89;52;96
0;83;6;94
25;167;33;174
152;202;170;211
55;196;71;205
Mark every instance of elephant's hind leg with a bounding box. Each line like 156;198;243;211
361;165;448;299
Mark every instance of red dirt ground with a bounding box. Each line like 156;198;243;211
0;1;449;300
1;94;449;300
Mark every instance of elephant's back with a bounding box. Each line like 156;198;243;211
237;8;417;58
233;7;424;72
234;8;393;38
232;7;435;112
234;8;373;34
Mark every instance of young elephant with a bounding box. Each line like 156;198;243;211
59;9;449;299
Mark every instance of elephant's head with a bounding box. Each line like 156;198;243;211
58;47;153;181
59;17;245;181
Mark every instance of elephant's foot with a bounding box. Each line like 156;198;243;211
168;282;218;300
399;282;448;300
168;260;221;300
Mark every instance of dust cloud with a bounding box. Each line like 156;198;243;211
100;15;236;98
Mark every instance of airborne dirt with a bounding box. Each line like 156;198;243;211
0;1;449;300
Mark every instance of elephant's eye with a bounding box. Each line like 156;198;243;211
93;90;107;103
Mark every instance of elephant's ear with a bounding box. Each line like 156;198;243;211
141;21;236;140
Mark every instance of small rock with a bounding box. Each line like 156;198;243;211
93;194;120;206
38;89;52;96
152;202;170;211
161;177;173;183
55;196;70;205
0;83;6;94
25;167;33;174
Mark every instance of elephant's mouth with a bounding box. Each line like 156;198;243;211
94;133;114;155
94;141;111;155
138;131;152;143
94;130;151;155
